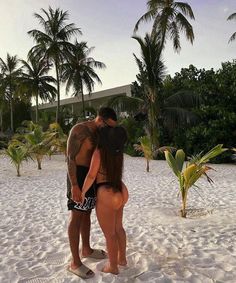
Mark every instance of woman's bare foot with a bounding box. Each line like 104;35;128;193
118;258;127;266
102;263;119;274
118;262;127;267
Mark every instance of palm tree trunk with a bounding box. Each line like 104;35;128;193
55;60;60;123
36;155;42;170
81;83;85;118
149;99;159;150
0;108;3;132
181;190;187;218
146;159;149;172
35;92;39;124
10;96;14;132
17;164;20;177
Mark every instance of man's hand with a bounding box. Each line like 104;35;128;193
71;185;82;203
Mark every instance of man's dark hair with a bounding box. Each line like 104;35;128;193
98;107;117;121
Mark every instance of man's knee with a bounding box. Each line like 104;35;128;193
70;210;83;225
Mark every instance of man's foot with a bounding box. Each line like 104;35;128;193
101;263;119;275
67;263;95;279
82;249;107;259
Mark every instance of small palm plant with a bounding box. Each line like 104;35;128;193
3;143;29;176
164;144;227;217
47;123;68;158
24;124;53;169
134;136;153;172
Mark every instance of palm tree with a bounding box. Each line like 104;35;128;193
133;34;164;148
20;57;57;123
61;41;106;118
0;54;22;132
28;6;81;122
227;13;236;42
134;0;195;55
108;34;198;149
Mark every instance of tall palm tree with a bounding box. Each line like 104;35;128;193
28;6;81;122
134;0;195;55
108;34;198;149
0;54;22;132
61;41;106;118
20;57;57;123
134;34;165;148
227;12;236;42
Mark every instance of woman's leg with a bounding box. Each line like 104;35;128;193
96;188;122;274
116;205;127;266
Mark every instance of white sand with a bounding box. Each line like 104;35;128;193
0;154;236;283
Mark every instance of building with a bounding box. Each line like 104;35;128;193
34;84;131;117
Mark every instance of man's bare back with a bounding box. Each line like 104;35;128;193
67;120;97;188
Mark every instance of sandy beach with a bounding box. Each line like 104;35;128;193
0;154;236;283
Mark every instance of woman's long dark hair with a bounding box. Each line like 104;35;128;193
97;126;127;192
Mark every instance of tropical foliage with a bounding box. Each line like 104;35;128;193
165;63;236;163
61;41;106;118
20;57;57;123
164;145;227;217
47;122;68;157
2;143;29;176
28;6;81;122
134;0;195;52
134;136;153;172
227;12;236;42
0;54;22;131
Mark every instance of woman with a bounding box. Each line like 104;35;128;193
81;125;129;275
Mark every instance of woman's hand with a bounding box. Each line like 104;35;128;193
81;191;86;205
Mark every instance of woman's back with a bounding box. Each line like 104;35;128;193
96;126;127;192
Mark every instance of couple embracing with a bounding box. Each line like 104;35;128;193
66;107;128;279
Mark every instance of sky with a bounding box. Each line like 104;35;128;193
0;0;236;99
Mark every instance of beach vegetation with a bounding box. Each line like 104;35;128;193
28;6;81;123
47;122;68;158
134;136;153;172
164;144;227;217
21;122;55;169
165;63;236;163
2;142;30;176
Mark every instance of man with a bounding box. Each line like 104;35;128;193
66;107;117;279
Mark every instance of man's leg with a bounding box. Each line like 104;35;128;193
68;209;84;268
80;210;93;256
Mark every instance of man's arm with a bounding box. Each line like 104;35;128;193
67;124;87;202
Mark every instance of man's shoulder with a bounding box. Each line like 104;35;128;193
70;121;95;137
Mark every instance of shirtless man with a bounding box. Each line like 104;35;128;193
66;107;117;279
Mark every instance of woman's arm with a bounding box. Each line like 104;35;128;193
121;181;129;204
81;148;101;202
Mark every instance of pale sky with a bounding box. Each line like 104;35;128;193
0;0;236;99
